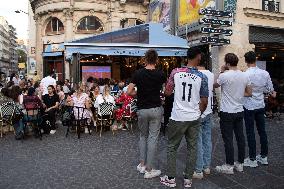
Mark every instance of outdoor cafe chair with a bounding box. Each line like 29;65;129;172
0;102;22;138
123;99;137;134
22;106;42;140
65;106;91;139
97;102;114;137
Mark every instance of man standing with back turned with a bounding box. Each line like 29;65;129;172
243;51;276;168
160;47;209;188
128;49;166;179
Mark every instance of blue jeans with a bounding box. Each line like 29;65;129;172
244;108;268;159
195;114;213;172
13;120;24;135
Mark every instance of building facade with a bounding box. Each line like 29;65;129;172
0;16;18;76
28;0;149;80
9;25;18;74
173;0;284;77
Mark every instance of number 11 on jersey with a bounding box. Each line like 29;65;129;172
182;82;193;102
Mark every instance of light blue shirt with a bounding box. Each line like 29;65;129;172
244;67;274;110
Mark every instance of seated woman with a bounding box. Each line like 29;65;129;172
42;85;60;135
6;86;25;139
94;85;115;129
23;87;44;137
113;92;134;130
66;83;93;134
94;85;115;108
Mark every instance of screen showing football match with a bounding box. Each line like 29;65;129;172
82;66;111;82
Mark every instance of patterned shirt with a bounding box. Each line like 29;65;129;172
165;67;208;121
244;66;274;110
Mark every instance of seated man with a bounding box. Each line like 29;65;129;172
42;85;60;134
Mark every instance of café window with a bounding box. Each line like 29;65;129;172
121;18;144;28
262;0;280;13
45;17;64;35
77;16;103;32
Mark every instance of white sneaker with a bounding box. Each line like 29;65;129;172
203;168;211;175
40;129;44;134
234;162;244;172
85;127;89;134
136;163;146;174
256;155;268;165
243;158;258;168
144;169;161;179
184;178;192;188
192;171;203;179
160;175;176;188
215;164;234;174
50;130;56;135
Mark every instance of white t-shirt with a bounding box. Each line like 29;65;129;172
200;70;214;117
94;94;115;108
40;76;56;95
167;67;209;122
217;70;250;113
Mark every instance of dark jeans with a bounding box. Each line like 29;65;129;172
220;112;245;165
244;108;268;160
46;109;56;130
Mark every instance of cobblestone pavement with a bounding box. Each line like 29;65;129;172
0;115;284;189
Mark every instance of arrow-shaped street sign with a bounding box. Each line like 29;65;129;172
200;36;230;45
199;18;232;26
201;27;233;36
199;8;233;18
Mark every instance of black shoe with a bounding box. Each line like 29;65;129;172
15;132;24;140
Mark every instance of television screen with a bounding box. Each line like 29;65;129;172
82;66;111;82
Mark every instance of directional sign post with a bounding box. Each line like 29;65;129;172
199;18;232;27
199;8;233;46
199;8;233;18
200;27;233;36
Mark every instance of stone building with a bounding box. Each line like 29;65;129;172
28;0;149;80
0;16;10;75
0;16;18;76
9;25;18;74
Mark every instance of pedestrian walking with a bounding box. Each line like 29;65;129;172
128;49;166;179
160;47;209;188
214;53;252;174
243;51;276;167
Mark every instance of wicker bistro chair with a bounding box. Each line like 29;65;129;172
22;107;42;140
0;102;23;138
65;106;91;139
97;102;114;137
123;99;137;134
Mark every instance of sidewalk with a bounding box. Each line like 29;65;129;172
0;115;283;189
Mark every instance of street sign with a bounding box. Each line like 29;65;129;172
200;36;230;44
201;27;233;36
199;18;232;26
199;8;233;18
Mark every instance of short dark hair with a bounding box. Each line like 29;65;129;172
199;53;207;67
244;51;256;64
187;47;201;60
145;49;158;65
48;85;55;91
224;53;239;66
